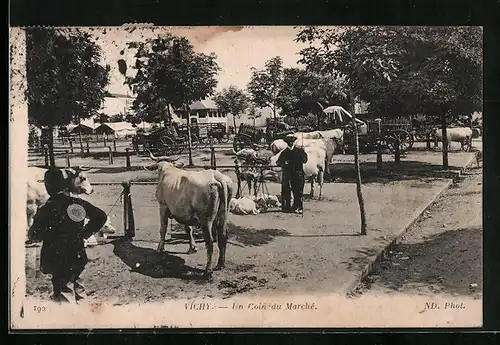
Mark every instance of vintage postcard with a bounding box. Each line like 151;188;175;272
9;25;483;329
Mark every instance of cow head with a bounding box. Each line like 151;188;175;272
144;149;184;171
66;166;93;195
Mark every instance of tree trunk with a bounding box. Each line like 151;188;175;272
441;111;449;169
233;115;237;133
48;126;56;168
166;103;172;125
185;104;193;167
350;93;367;235
272;106;276;119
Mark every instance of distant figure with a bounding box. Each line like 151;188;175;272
28;168;107;304
276;136;308;213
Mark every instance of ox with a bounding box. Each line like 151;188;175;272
26;167;116;240
270;138;334;199
432;127;473;152
317;129;345;153
292;131;323;140
145;151;233;278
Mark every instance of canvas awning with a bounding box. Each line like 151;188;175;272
323;105;366;126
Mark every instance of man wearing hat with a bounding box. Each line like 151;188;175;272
276;135;308;213
28;168;107;303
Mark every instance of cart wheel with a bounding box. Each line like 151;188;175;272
389;129;413;152
233;136;251;152
199;136;210;148
158;136;177;156
190;134;200;150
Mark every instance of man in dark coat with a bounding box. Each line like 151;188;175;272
28;168;107;303
276;136;308;213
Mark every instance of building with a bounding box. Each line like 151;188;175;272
175;99;228;129
94;122;137;139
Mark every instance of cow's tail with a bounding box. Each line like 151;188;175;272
214;174;230;242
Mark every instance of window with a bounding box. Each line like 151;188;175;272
198;111;207;118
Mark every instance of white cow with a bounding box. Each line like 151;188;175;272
272;137;336;164
433;127;473;151
146;151;233;278
271;139;331;199
293;131;324;140
26;167;116;240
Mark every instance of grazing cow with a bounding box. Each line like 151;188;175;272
26;167;116;238
145;151;233;278
432;127;473;152
271;139;331;199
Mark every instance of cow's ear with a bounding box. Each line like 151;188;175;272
173;161;184;168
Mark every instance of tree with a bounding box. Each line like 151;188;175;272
26;28;109;166
109;113;124;122
124;34;220;125
123;33;220;165
214;85;249;131
125;112;142;126
296;26;482;168
277;67;349;120
247;56;284;119
296;26;369;235
96;113;110;123
247;104;262;127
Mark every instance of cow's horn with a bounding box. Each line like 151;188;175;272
143;163;158;171
76;166;91;172
147;149;159;162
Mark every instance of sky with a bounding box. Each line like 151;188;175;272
84;26;311;96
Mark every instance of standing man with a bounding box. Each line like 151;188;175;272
276;135;308;213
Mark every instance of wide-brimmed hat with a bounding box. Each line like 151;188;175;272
283;135;297;144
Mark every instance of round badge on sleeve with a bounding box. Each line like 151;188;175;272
67;203;87;222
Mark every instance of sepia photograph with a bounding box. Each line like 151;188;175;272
9;25;483;329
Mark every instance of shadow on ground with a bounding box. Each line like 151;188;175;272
327;160;467;184
112;238;205;280
228;223;290;246
91;166;148;174
367;227;482;296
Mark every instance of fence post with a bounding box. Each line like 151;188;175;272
44;146;49;168
113;139;117;152
69;139;74;154
86;139;90;154
234;159;242;198
210;136;216;170
376;138;383;170
125;148;131;169
108;146;114;165
122;181;135;238
395;137;401;164
65;150;71;168
187;122;194;167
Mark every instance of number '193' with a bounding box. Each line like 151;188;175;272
34;306;46;313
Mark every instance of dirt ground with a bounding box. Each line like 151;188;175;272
25;176;455;305
24;139;481;305
353;166;483;299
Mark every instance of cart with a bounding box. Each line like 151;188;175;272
233;123;266;152
132;124;199;156
342;120;414;154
